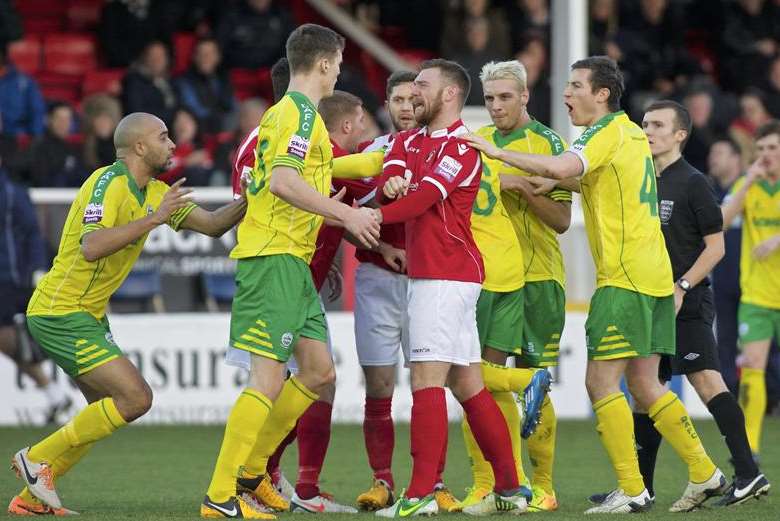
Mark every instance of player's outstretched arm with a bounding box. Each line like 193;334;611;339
81;178;193;262
332;151;384;179
464;133;583;179
270;166;380;247
179;198;247;237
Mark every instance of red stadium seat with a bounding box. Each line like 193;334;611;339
43;33;97;76
83;68;125;97
23;17;63;35
8;37;42;75
230;68;272;101
14;0;66;18
34;71;82;104
173;32;197;75
67;0;104;30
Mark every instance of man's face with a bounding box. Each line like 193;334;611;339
755;133;780;177
483;78;527;133
412;68;445;127
344;105;366;152
145;44;168;77
642;108;684;158
563;68;601;126
708;141;739;179
386;82;416;131
322;50;342;97
49;107;72;140
194;41;220;75
141;118;176;175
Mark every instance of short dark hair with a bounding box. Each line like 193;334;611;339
386;70;417;99
712;135;742;156
47;101;71;116
318;90;362;131
419;58;471;107
271;57;290;103
645;99;693;149
286;24;345;75
571;55;624;111
755;120;780;142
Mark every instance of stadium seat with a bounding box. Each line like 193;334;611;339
200;272;236;312
66;0;103;31
8;37;42;75
23;17;63;35
43;33;97;76
230;68;273;101
113;269;165;313
83;68;125;97
34;71;82;104
173;32;196;75
14;0;67;18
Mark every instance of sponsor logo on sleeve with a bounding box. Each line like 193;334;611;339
287;134;310;160
83;203;104;223
434;155;463;181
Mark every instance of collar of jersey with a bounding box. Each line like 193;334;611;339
425;119;465;138
757;177;780;196
286;91;316;112
113;160;146;205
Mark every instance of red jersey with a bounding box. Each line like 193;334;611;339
355;134;406;273
380;120;484;283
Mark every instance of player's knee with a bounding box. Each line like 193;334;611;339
117;381;153;422
366;377;394;398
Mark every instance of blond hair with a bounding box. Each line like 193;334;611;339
479;60;527;92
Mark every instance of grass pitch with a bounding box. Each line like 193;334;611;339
0;419;776;520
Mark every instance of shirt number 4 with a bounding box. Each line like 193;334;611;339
639;157;658;217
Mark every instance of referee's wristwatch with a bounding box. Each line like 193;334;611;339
676;278;691;292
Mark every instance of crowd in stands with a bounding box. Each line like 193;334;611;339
2;0;780;187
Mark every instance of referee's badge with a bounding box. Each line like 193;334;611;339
659;199;674;224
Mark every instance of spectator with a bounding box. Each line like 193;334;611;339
121;41;178;127
516;31;550;125
682;85;731;172
158;108;213;186
762;54;780;118
452;17;503;105
506;0;550;52
730;88;773;164
215;0;295;69
589;0;618;55
720;0;780;92
81;94;122;172
213;97;267;183
175;38;237;134
99;0;160;67
18;102;86;187
441;0;511;59
0;43;45;137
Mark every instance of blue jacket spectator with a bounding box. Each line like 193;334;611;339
175;38;236;133
0;44;45;136
0;165;47;287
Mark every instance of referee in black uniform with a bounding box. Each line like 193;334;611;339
634;101;769;506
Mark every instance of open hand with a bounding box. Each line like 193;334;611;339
154;178;193;225
462;133;501;159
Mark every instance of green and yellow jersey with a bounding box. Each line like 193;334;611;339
570;111;673;297
732;176;780;309
27;161;196;320
232;91;332;263
472;126;526;292
479;121;570;289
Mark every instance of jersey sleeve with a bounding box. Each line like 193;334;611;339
688;174;724;236
80;179;124;239
421;139;481;200
231;137;257;199
569;124;619;175
270;105;313;174
334;177;376;206
168;203;198;231
332;151;384;179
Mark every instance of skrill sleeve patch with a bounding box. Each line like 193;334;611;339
287;134;310;160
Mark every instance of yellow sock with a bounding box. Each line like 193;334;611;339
739;368;765;453
527;396;556;494
481;361;535;393
494;391;526;486
28;398;126;464
593;393;644;496
19;442;94;504
243;376;318;477
649;391;716;483
462;417;495;492
207;389;273;502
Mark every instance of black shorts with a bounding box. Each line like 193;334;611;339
0;284;31;326
660;285;721;381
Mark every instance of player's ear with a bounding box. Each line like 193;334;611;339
319;56;330;75
342;117;352;134
521;88;530;105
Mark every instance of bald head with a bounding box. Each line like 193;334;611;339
114;112;166;152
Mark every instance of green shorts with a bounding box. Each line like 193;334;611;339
27;312;122;377
585;286;675;360
738;302;780;344
230;254;327;363
476;287;524;356
521;280;565;367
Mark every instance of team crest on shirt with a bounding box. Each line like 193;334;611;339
434;155;463;181
659;199;674;224
281;332;294;348
146;205;154;215
287;134;310;160
83;203;104;223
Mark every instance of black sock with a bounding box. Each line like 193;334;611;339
707;391;759;479
633;412;662;497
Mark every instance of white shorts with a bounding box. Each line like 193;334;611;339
407;279;482;366
354;262;409;366
225;296;332;374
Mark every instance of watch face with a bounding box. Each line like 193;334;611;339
679;279;690;290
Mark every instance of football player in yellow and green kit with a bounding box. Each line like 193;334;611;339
9;112;249;516
722;120;780;459
466;56;725;514
200;24;380;519
457;59;572;513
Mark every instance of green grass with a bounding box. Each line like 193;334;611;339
0;419;777;519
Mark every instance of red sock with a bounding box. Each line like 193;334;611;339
435;420;447;486
364;396;395;489
267;422;298;480
406;387;447;499
461;388;519;492
295;400;333;499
